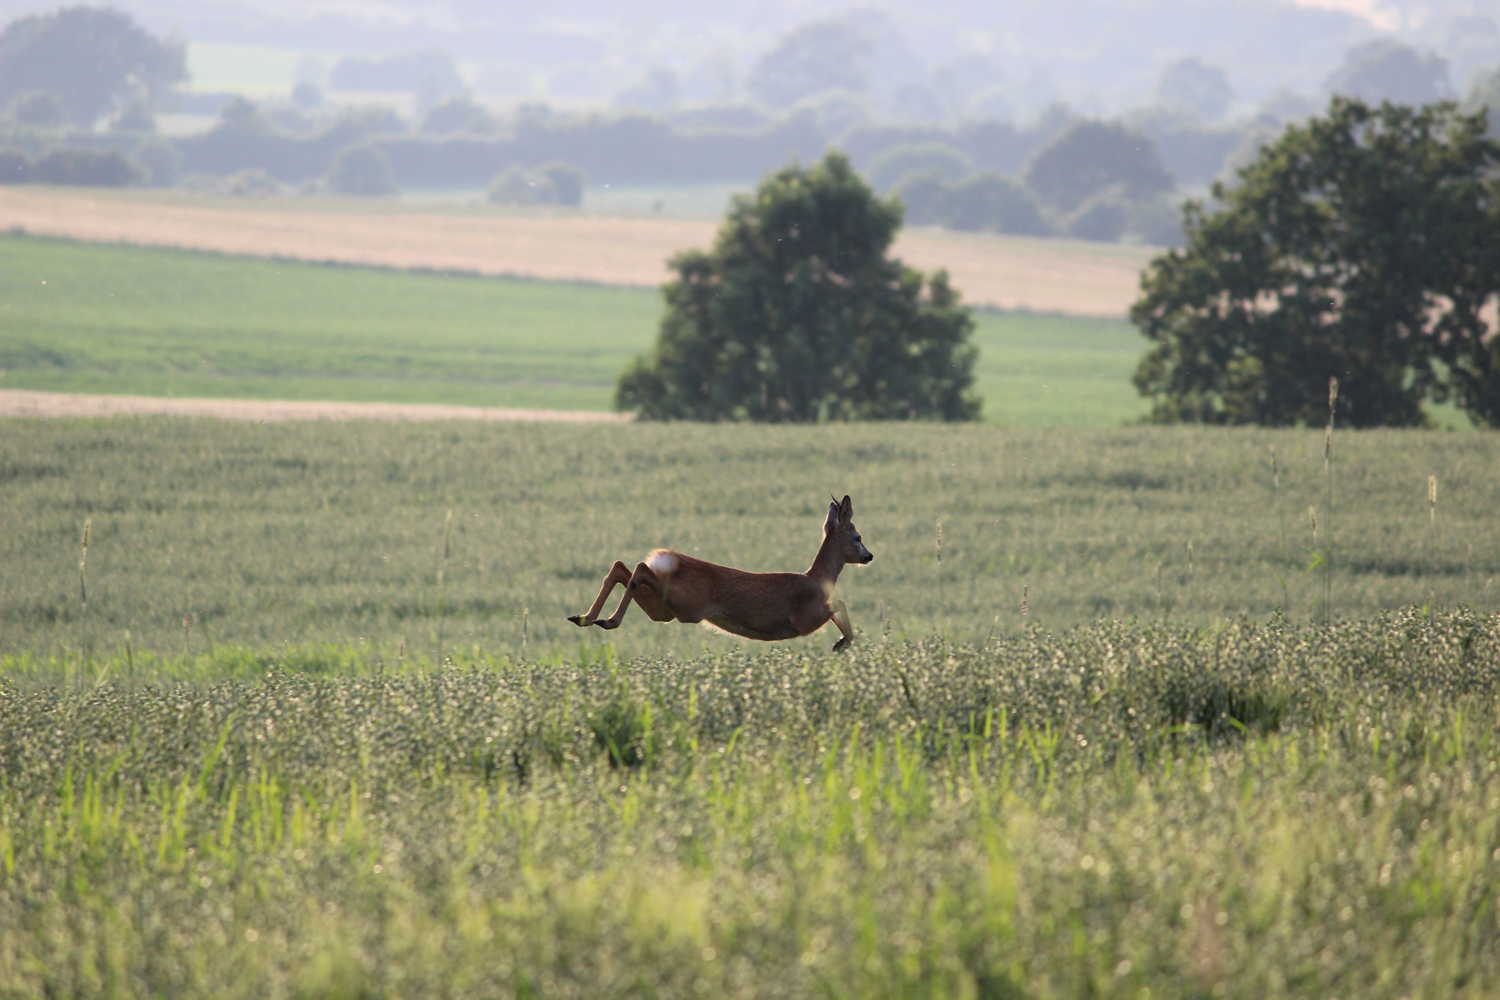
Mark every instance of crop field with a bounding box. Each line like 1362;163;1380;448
0;185;1155;316
0;234;1150;424
3;416;1500;996
5;417;1497;660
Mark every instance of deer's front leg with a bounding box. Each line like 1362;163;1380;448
829;599;854;652
593;562;667;630
568;560;631;626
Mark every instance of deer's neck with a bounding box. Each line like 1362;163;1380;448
807;535;844;589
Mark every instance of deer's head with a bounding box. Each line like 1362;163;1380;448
826;494;873;565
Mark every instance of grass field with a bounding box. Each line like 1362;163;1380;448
0;234;1150;424
0;185;1154;316
4;418;1495;661
2;613;1498;998
3;417;1499;997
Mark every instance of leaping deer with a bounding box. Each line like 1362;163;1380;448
567;495;873;651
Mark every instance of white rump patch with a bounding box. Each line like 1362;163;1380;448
646;550;678;575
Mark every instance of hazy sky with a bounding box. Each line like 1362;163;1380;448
4;0;1496;116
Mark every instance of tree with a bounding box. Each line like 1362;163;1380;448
865;142;972;193
7;90;65;127
1023;121;1174;213
1154;58;1234;121
0;6;185;126
486;162;585;206
893;169;1050;237
1131;98;1500;428
1326;41;1451;106
326;143;398;196
747;21;872;109
616;152;980;422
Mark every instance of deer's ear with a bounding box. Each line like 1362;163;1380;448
825;501;841;532
839;495;853;522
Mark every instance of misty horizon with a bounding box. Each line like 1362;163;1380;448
5;0;1497;126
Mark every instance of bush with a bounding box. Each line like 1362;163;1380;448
132;136;181;187
616;152;981;422
944;172;1050;235
486;165;554;204
30;147;142;186
0;148;32;183
223;168;280;197
486;162;585;206
1065;191;1128;242
892;168;1051;237
890;167;950;224
539;162;585;206
326;142;397;196
866;141;972;193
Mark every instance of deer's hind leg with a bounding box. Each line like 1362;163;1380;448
593;562;672;630
568;561;632;627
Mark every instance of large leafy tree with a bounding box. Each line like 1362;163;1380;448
1132;97;1500;427
0;6;185;126
616;152;980;423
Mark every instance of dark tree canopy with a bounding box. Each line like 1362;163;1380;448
1023;121;1174;212
0;6;185;126
616;152;980;423
1132;97;1500;428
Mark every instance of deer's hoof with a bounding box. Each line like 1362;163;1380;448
592;618;619;630
567;615;589;627
832;637;850;652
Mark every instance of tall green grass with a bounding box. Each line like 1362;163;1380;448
2;418;1495;661
0;234;1146;423
1;611;1497;998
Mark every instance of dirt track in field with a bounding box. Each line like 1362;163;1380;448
0;389;630;423
0;187;1154;317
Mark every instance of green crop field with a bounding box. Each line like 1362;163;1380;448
5;245;1500;1000
4;417;1497;661
0;234;1149;424
2;418;1499;997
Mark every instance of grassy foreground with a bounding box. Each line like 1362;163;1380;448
0;234;1148;424
3;418;1496;661
1;612;1498;998
3;418;1499;997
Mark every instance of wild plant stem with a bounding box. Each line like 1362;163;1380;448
436;508;453;666
1325;378;1338;627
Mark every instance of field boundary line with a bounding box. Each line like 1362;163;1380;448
0;389;631;423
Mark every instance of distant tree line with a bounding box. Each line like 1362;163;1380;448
4;4;1500;255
